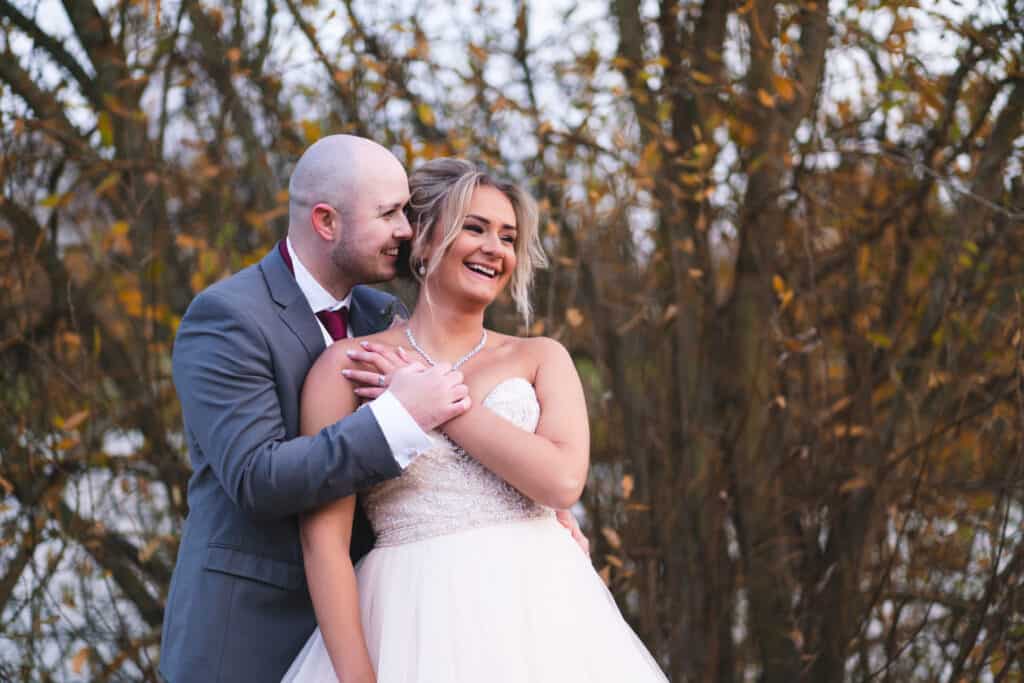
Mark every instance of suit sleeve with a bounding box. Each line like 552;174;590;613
172;290;402;521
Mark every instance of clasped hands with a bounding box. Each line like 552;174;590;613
343;341;470;431
342;340;590;556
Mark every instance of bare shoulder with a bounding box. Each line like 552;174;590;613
488;333;572;379
521;335;572;365
310;338;363;376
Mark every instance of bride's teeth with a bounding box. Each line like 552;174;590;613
467;264;497;277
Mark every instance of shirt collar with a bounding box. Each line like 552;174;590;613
286;237;351;313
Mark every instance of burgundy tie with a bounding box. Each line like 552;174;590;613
315;308;348;341
278;240;348;341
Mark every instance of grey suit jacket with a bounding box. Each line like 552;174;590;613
160;246;406;683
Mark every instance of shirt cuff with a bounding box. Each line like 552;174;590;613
368;390;433;468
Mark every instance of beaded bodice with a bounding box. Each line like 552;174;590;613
364;377;553;546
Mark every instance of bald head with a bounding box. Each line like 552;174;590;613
284;135;412;298
288;135;405;239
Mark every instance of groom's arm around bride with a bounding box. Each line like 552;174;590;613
159;135;469;683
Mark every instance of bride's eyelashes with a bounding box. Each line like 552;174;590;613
463;222;517;245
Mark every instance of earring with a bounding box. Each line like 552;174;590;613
416;261;426;276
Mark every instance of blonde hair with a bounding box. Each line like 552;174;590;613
406;158;547;324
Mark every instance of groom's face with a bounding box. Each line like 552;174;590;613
330;157;412;286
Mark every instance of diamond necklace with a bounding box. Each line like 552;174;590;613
405;326;487;370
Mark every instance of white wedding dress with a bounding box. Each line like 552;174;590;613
282;378;668;682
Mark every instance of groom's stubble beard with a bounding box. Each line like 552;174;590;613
330;231;393;288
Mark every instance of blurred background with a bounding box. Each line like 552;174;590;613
1;0;1022;680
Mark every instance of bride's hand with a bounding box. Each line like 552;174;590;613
556;508;590;555
343;342;414;399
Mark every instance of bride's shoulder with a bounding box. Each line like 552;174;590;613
499;334;572;368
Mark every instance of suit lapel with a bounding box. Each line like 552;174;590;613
260;248;325;362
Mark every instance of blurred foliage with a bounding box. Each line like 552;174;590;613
1;0;1023;681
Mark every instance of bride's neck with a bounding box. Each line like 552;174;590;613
407;299;486;366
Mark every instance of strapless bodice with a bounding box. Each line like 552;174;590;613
363;377;553;546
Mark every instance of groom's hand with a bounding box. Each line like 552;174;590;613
346;342;413;399
387;362;471;432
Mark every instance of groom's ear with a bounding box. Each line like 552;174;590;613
310;203;339;241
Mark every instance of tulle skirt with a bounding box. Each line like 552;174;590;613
282;517;668;682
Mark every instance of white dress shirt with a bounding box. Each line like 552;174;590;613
287;238;429;468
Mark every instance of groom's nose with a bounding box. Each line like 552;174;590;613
394;211;413;239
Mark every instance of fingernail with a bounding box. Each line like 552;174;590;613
346;350;356;357
360;341;370;348
341;369;351;376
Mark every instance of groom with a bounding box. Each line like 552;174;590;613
159;136;471;683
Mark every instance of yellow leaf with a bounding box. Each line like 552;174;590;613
598;565;611;585
772;74;796;102
661;304;678;324
772;275;786;295
688;268;704;279
138;537;162;563
601;527;622;549
40;193;71;208
62;410;90;432
55;436;79;452
566;308;584;328
110;220;129;237
839;476;868;494
71;646;89;674
96;173;120;196
0;475;13;495
675;238;695;254
226;47;242;63
98;111;114;146
621;474;634;499
530;320;545;335
691;70;713;85
175;233;200;250
866;332;892;349
605;554;624;569
757;89;775;108
301;119;321;143
834;425;868;438
416;103;436;127
61;332;81;351
119;288;143;316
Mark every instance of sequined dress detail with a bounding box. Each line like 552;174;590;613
363;377;552;546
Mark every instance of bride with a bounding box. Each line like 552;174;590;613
281;158;667;682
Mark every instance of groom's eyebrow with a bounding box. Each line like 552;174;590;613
466;214;516;231
377;200;406;215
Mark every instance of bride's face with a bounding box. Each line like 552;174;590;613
429;185;518;309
